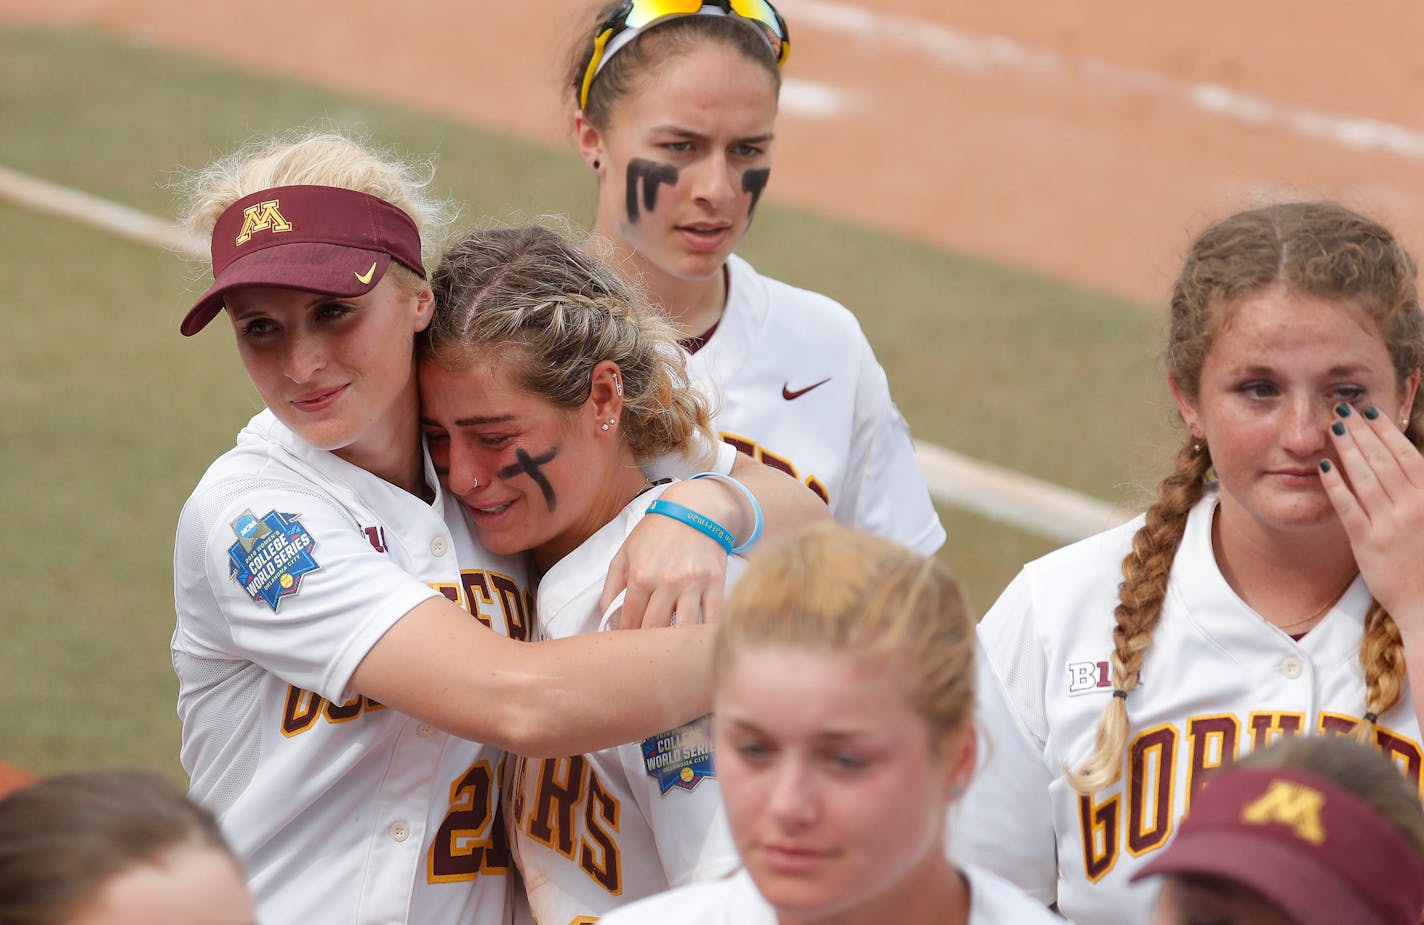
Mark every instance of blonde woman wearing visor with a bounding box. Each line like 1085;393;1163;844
172;129;826;925
564;0;945;554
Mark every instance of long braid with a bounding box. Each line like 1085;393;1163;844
1067;439;1211;794
1354;603;1408;743
1354;420;1423;741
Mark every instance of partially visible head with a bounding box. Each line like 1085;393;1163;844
175;130;447;461
712;523;976;919
567;2;785;282
1137;735;1424;925
570;1;786;128
0;769;256;925
419;223;714;565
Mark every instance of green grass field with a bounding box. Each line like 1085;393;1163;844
0;26;1176;777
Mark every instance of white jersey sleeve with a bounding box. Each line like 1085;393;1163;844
950;606;1059;904
506;485;739;924
840;332;945;554
176;473;439;703
688;255;944;554
616;718;739;887
964;865;1065;923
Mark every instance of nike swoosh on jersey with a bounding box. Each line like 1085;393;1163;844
782;378;832;400
354;262;377;285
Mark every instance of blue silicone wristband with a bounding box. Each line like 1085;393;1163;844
689;471;764;554
645;499;735;554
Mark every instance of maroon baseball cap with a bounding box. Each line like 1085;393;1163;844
1133;765;1424;925
181;184;426;336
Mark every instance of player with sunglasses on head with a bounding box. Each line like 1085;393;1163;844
172;129;826;925
566;0;944;553
953;201;1424;924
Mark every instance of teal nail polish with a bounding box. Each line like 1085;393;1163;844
1365;406;1380;420
1335;403;1352;417
1331;421;1346;436
1320;460;1332;473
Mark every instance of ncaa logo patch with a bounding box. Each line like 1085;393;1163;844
228;510;319;611
642;714;715;794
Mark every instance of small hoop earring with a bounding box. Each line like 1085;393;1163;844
471;476;479;488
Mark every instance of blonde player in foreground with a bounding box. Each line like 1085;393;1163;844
172;129;825;925
563;0;945;554
602;523;1061;925
1135;734;1424;925
419;223;754;924
955;201;1424;924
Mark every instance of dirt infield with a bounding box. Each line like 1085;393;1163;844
5;0;1423;306
0;761;37;799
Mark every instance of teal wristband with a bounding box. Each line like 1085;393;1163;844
646;499;735;554
689;471;764;554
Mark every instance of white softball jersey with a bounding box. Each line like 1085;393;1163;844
952;489;1422;925
688;255;945;555
505;482;742;925
598;865;1065;924
173;410;530;925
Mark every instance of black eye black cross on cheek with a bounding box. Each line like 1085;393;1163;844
497;446;559;510
625;159;680;223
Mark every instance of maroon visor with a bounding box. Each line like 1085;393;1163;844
181;184;425;336
1133;765;1424;925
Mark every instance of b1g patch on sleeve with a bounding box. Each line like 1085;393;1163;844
227;510;319;611
642;714;715;794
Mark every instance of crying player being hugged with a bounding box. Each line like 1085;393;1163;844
954;201;1424;925
417;223;754;924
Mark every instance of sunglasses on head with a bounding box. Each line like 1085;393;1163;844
579;0;791;110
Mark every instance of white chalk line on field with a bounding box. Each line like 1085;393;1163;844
779;0;1424;162
0;162;1135;543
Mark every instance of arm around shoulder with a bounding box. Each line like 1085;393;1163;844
350;595;715;756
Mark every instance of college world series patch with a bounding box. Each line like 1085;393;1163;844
642;714;715;794
228;510;319;611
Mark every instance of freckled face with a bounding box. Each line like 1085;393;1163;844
592;42;778;281
1173;288;1414;539
418;358;613;569
714;648;966;921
